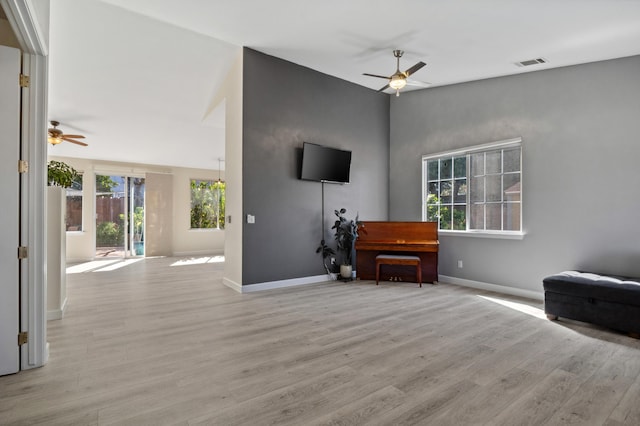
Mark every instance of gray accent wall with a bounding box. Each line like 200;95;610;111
242;48;389;285
390;55;640;293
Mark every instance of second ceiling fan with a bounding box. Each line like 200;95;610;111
364;50;429;96
48;120;88;146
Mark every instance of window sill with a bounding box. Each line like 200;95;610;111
189;228;224;232
66;231;84;235
438;230;525;240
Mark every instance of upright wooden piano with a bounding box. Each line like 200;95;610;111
355;222;439;283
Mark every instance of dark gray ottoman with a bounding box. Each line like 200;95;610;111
543;271;640;337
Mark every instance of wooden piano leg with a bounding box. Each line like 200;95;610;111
417;261;422;288
376;262;380;285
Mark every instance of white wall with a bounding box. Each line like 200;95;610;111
50;156;225;260
209;50;243;289
145;172;173;257
46;186;66;320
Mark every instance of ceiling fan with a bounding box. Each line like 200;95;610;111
48;121;88;146
364;50;430;96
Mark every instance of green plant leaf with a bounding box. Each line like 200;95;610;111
47;160;79;188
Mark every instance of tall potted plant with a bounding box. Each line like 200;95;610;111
332;208;364;279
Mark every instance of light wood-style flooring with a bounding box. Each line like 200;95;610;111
1;256;640;425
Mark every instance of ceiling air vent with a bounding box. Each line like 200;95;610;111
515;58;548;67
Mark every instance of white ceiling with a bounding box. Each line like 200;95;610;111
47;0;640;170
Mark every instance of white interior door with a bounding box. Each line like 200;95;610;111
0;45;21;376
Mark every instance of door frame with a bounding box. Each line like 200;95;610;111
1;0;49;370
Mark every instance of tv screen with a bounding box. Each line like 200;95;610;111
300;142;351;184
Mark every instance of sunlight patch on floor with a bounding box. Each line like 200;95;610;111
171;256;225;266
478;295;547;319
94;258;144;272
66;259;121;274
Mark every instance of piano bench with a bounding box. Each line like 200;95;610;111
375;255;422;287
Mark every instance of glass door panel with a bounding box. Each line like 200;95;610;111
95;175;126;257
128;177;145;257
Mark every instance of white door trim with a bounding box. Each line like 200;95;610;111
1;0;49;370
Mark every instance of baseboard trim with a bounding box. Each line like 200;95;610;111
47;310;62;320
223;274;333;293
221;273;541;299
47;297;67;320
439;275;543;301
222;277;242;293
172;250;224;257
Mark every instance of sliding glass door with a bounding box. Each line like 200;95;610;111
95;175;145;258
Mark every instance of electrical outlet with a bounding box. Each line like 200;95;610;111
457;260;463;268
331;258;336;265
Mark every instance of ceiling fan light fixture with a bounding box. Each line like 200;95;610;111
47;120;89;147
364;50;426;96
48;126;63;145
389;75;407;90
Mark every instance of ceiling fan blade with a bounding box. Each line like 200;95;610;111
363;73;391;80
62;134;85;139
405;79;431;88
377;84;391;93
63;137;88;146
404;61;426;77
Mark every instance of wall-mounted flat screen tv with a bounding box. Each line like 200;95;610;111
300;142;352;184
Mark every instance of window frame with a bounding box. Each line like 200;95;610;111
65;172;84;233
422;137;524;239
189;178;226;231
